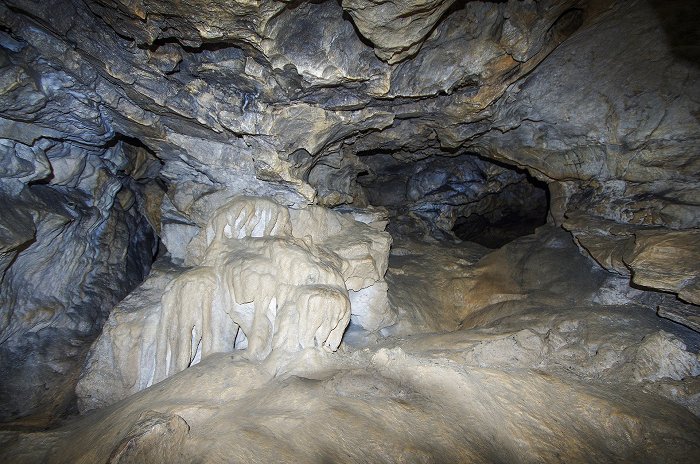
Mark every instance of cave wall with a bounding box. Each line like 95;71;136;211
468;0;700;316
0;0;698;421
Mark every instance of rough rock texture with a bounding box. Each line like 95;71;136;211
5;227;700;462
0;150;157;423
564;213;700;330
1;0;699;458
360;151;548;243
3;308;700;463
468;0;700;320
76;196;392;412
384;225;678;334
0;0;694;292
342;0;458;64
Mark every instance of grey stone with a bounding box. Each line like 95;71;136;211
0;0;699;459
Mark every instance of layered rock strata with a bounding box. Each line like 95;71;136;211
0;0;698;434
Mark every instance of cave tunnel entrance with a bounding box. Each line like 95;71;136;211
450;171;549;248
356;151;550;248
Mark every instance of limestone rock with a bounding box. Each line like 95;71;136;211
263;1;389;92
77;196;392;411
167;195;392;359
6;330;700;463
632;331;700;383
627;229;700;306
360;151;548;242
0;191;34;278
39;221;700;458
564;213;700;330
107;410;190;464
386;0;580;98
0;184;156;423
386;226;612;333
342;0;457;64
348;282;393;333
462;0;700;305
75;261;182;413
562;213;635;275
657;298;700;334
1;1;699;460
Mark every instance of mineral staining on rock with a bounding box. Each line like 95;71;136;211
0;0;699;461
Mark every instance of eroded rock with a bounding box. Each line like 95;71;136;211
1;0;699;460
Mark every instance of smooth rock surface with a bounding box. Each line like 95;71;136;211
77;196;393;412
3;308;700;463
5;224;700;463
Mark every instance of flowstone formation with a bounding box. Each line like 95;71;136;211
76;196;392;412
4;227;700;463
1;0;699;461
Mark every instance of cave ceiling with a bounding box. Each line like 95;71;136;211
0;0;699;435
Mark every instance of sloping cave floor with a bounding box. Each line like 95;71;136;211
2;226;700;463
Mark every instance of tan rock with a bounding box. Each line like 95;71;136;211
342;0;457;63
632;331;700;383
627;229;700;306
77;196;393;411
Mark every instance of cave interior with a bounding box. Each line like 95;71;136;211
1;0;700;462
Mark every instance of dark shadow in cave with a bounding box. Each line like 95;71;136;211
648;0;700;66
357;148;550;248
451;169;550;248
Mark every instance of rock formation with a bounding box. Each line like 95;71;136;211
1;0;699;461
77;196;392;412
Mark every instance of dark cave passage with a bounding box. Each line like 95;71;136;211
451;172;549;248
357;151;550;247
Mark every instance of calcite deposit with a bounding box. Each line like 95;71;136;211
76;196;392;412
1;0;699;461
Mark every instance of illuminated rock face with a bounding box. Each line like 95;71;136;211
0;0;699;458
76;196;392;412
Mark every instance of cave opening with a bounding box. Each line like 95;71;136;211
450;170;549;248
356;150;550;248
112;134;164;265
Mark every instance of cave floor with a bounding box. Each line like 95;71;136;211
2;226;700;463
